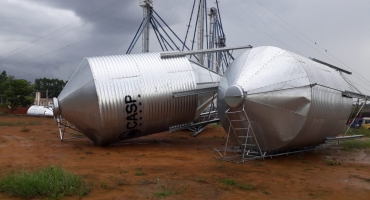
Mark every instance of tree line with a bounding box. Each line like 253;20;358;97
0;70;67;113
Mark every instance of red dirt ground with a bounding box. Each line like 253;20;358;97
0;115;370;199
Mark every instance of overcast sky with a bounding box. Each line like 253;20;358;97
0;0;369;94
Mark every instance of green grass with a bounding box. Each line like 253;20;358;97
135;172;146;176
0;121;42;127
116;179;131;186
351;127;370;137
341;139;370;150
191;176;207;183
220;179;238;186
325;158;341;166
263;190;271;195
154;189;172;198
154;185;184;198
138;178;159;185
220;178;254;190
342;126;370;137
100;182;110;189
0;166;90;199
0;121;25;126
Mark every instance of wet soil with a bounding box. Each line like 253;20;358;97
0;115;369;199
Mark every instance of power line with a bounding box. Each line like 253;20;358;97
6;21;131;74
251;0;370;87
221;5;305;55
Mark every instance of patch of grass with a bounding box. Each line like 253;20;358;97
263;190;271;195
325;158;341;166
0;121;25;126
220;178;255;190
20;126;31;132
100;182;109;189
154;189;172;198
351;127;370;137
154;185;184;198
208;123;222;128
139;177;160;185
116;179;130;186
238;183;254;190
190;176;207;183
341;139;370;150
220;179;238;186
135;172;146;176
0;166;90;199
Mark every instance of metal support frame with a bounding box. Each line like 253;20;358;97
197;0;205;64
344;99;367;135
160;45;252;58
140;0;153;52
55;116;85;141
212;103;323;163
124;0;235;137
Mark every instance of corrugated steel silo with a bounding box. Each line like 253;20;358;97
27;105;53;117
54;52;218;145
218;46;354;152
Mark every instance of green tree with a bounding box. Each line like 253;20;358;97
34;77;66;98
4;77;33;113
0;71;7;104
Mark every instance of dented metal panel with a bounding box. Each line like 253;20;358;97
218;46;354;151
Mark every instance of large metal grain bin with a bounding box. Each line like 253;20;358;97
218;46;354;152
54;52;218;145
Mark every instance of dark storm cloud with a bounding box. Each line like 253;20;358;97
31;0;141;35
0;0;185;82
0;0;369;93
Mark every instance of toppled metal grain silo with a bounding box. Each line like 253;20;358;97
218;46;356;154
27;105;53;117
53;52;219;145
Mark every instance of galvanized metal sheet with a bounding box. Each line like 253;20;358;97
218;46;354;151
56;52;217;145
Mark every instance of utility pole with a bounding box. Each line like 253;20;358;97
140;0;153;53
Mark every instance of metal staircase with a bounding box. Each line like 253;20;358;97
222;104;265;162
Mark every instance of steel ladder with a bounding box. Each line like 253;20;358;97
224;104;264;161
